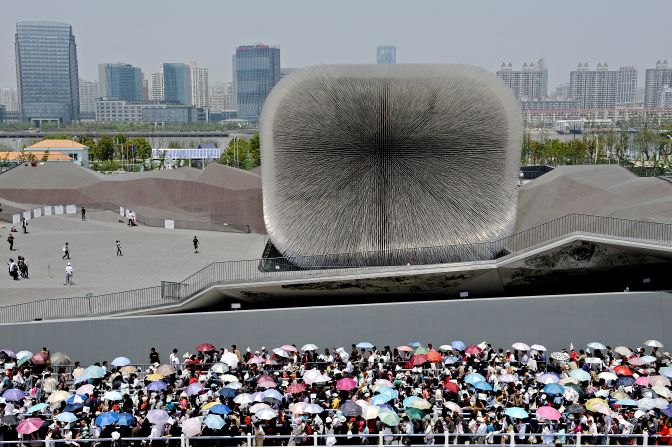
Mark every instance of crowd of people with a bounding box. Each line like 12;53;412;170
0;340;671;447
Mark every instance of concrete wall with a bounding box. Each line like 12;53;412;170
1;291;670;364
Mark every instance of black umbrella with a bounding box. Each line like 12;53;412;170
566;404;585;414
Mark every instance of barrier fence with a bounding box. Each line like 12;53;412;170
0;432;661;447
2;213;672;324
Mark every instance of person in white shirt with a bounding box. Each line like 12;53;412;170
64;262;74;286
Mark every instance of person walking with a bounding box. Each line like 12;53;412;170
64;262;74;286
81;206;86;221
20;217;28;234
7;258;19;280
193;236;199;254
116;240;122;256
62;242;70;260
7;234;14;251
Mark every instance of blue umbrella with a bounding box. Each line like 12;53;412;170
403;396;422;408
663;406;672;418
616;399;638;407
209;404;231;415
204;414;225;430
505;407;529;419
74;374;91;385
111;357;131;367
56;412;78;423
26;403;48;414
117;413;136;426
472;381;493;391
451;341;466;351
543;383;565;396
95;411;119;427
616;376;636;387
371;394;393;405
444;356;461;365
147;381;167;391
64;403;84;413
2;388;24;401
378;386;399;400
356;342;374;349
219;388;236;398
66;394;86;405
408;342;423;348
85;365;106;379
465;373;486;385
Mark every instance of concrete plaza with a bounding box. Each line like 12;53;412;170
0;210;266;305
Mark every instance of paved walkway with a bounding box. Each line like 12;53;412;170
0;211;266;305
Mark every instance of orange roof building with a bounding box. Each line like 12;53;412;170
25;139;89;167
0;151;72;162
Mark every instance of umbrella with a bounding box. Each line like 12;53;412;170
404;407;425;421
641;355;657;364
550;352;570;362
76;384;95;395
444;380;460;393
472;381;493;391
301;344;318;351
55;412;78;423
286;383;306;394
111;357;131;367
156;365;176;376
16;350;32;359
196;343;216;352
499;374;518;383
337;378;357;391
465;345;482;355
221;352;239;367
220;374;239;383
47;390;71;403
614;366;634;376
426;351;442;363
16;418;44;434
406;398;432;410
182;418;202;437
531;344;547;352
341;400;362;417
186;383;204;396
147;381;167;391
563;388;580;402
66;394;86;405
104;391;124;401
587;342;607;350
569;369;591;382
538;372;560;384
262;389;283;401
408;341;423;347
629;357;646;366
512;342;530;351
219;388;236;398
504;407;528;419
356;342;374;349
201;402;218;412
644;340;664;348
234;393;254;405
616;399;638;407
95;412;119;427
303;369;324;385
30;352;48;364
371;394;393;406
584;357;602;364
74;374;91;385
410;354;428;366
251;403;271;413
649;376;671;387
378;409;401;426
637;398;657;411
209;404;232;415
272;348;289;358
2;389;24;401
64;403;84;412
204;414;225;430
210;363;228;374
147;409;169;425
280;344;297;352
50;352;71;366
414;347;429;355
444;355;461;365
25;403;48;414
117;413;136;426
397;345;414;353
17;356;31;366
256;408;278;420
598;372;618;381
586;398;608;412
566;404;585;414
363;405;381;420
635;377;650;387
451;341;466;351
537;406;561;420
617;377;636;387
543;383;565;396
120;366;138;374
660;367;672;379
1;415;19;426
304;404;324;414
85;365;105;379
664;406;672;418
614;346;632;356
465;373;486;385
247;356;265;365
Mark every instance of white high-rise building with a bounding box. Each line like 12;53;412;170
189;64;208;108
78;78;99;114
496;59;548;100
569;63;618;109
150;72;163;101
208;82;235;112
616;66;638;106
644;60;672;108
0;87;19;112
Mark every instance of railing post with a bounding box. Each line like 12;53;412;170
180;433;186;447
510;432;515;447
379;431;384;446
643;432;649;446
247;432;252;446
576;433;581;447
313;432;318;446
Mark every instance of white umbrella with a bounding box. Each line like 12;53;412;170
250;403;271;413
438;345;453;352
210;363;228;374
584;357;602;364
221;352;239;368
224;382;242;390
103;391;124;401
649;376;671;387
303;369;324;385
637;398;657;411
588;342;607;350
598;372;618;381
272;348;289;358
512;343;530;351
234;393;254;405
301;344;318;351
220;374;239;383
653;386;672;399
614;346;632;356
531;344;547;352
654;398;669;409
181;417;202;437
644;340;664;348
445;402;461;413
47;390;71;403
304;404;324;414
363;405;380;420
256;408;278;420
147;409;170;425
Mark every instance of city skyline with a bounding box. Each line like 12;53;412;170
1;0;671;90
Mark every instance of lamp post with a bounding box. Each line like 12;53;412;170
13;138;22;151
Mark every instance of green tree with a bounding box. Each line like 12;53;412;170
128;137;152;161
94;136;115;161
41;149;50;162
217;135;260;170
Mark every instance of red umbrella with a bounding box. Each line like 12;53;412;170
16;418;44;435
465;345;482;355
410;354;428;366
336;378;357;391
614;366;634;376
426;351;442;363
443;380;460;393
30;352;48;364
286;383;306;394
196;343;216;352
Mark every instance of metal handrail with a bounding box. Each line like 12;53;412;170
2;213;672;324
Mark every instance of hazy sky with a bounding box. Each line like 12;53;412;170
2;0;670;90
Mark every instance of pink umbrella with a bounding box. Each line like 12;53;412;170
629;357;646;366
336;378;357;391
76;384;95;395
280;345;297;352
286;383;306;394
258;380;277;389
635;377;650;387
536;406;561;421
396;346;414;353
247;356;265;365
17;418;44;434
